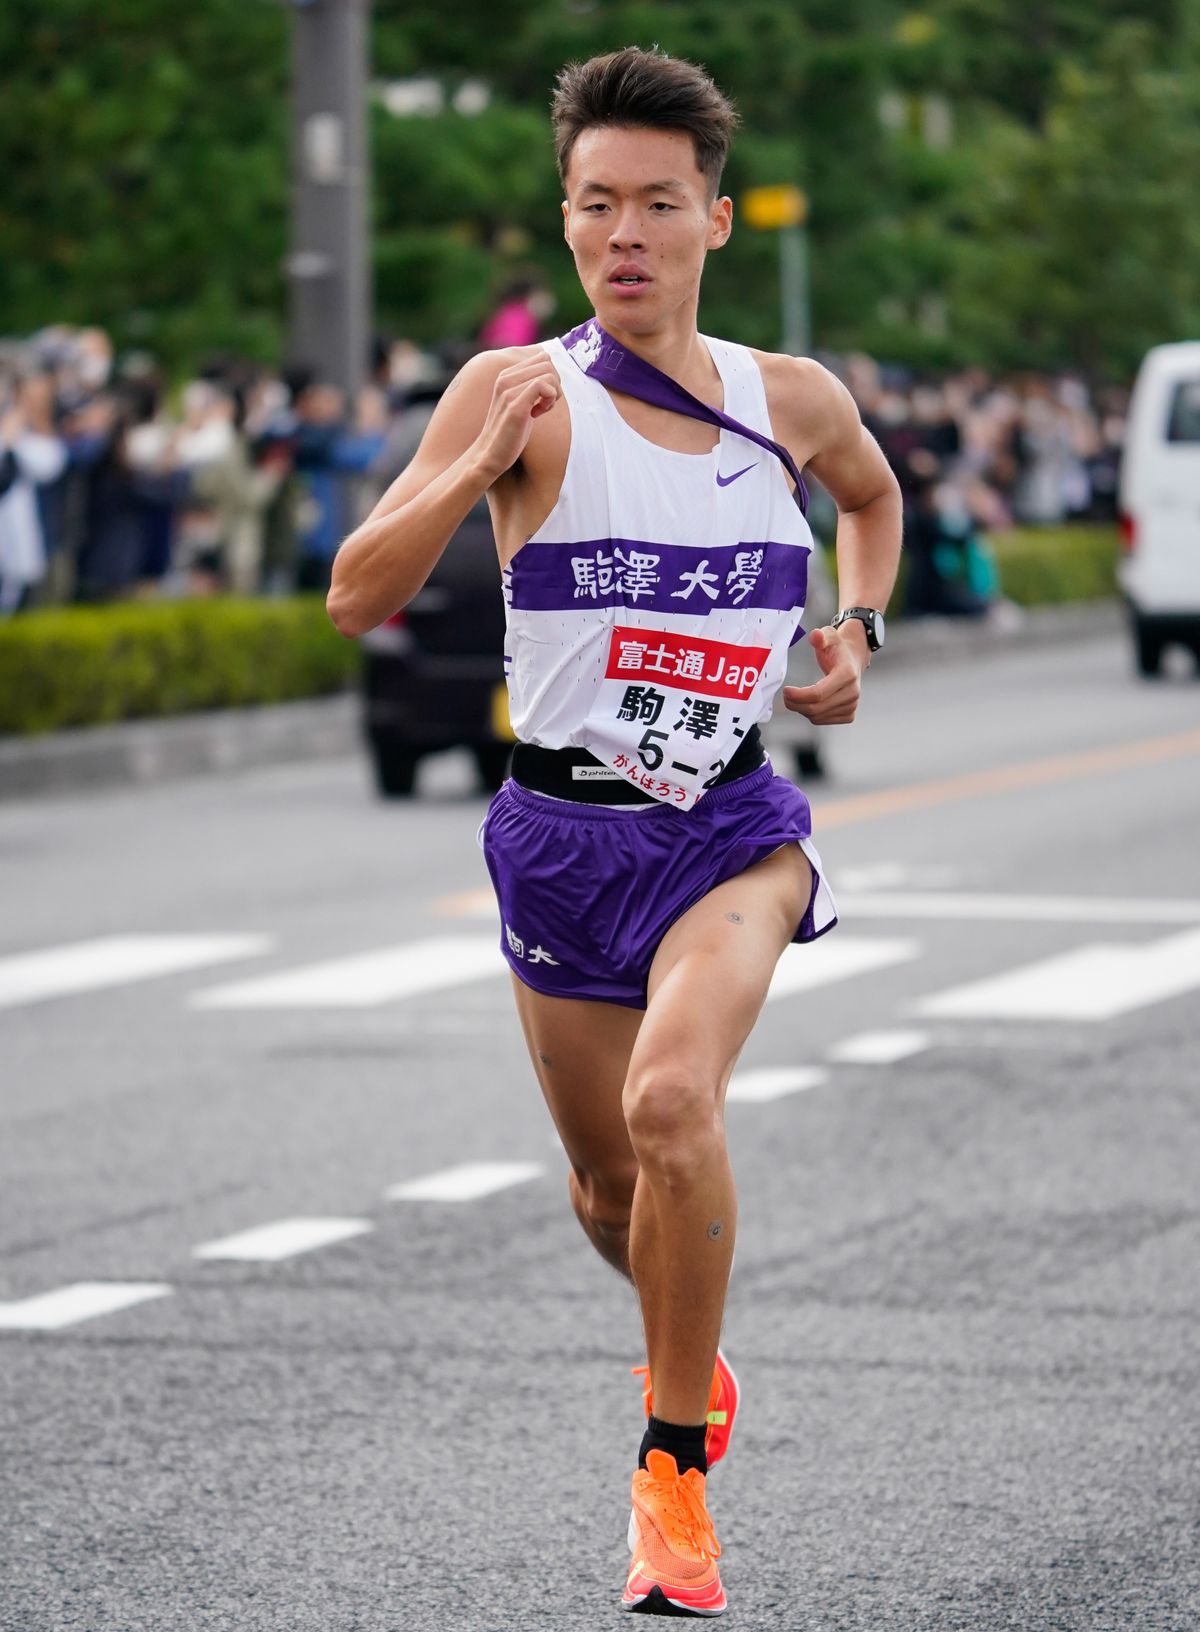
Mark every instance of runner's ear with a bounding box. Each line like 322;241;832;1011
707;196;733;250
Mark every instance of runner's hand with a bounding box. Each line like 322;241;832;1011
781;624;867;724
474;355;561;481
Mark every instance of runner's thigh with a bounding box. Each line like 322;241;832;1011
510;976;643;1177
634;845;813;1094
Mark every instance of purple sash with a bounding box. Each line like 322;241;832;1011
560;318;809;515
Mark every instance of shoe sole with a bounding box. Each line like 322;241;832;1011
623;1583;726;1616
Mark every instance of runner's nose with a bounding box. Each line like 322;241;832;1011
608;208;645;252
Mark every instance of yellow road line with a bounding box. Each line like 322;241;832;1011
815;728;1200;829
436;886;497;917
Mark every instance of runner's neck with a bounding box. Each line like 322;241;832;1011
596;318;720;408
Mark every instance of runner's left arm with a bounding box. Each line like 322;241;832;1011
781;360;901;723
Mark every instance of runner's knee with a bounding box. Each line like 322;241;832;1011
622;1066;722;1185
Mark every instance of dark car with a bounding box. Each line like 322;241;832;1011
359;494;512;796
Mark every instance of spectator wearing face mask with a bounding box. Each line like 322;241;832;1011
903;454;1000;620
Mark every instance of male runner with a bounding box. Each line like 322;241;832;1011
329;47;900;1617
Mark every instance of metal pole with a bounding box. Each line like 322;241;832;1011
779;224;810;357
288;0;370;397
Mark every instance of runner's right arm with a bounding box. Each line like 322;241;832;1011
326;349;560;637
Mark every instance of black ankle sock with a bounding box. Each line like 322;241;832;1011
639;1413;708;1478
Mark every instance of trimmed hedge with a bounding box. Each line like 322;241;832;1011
834;522;1119;612
990;524;1119;607
0;597;359;737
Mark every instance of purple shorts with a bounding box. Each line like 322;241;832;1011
480;761;838;1009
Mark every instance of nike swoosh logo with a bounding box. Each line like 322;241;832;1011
716;463;756;487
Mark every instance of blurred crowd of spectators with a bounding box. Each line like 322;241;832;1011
0;311;1126;621
0;323;451;615
837;352;1126;618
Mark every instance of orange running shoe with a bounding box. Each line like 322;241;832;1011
623;1449;726;1616
631;1349;741;1468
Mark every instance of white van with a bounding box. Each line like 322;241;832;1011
1118;341;1200;675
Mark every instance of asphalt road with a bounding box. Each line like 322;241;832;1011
2;629;1198;1631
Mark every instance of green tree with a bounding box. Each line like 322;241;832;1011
371;0;854;351
4;0;1199;379
0;0;289;365
372;98;559;347
931;0;1188;127
953;24;1200;376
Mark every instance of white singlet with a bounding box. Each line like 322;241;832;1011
502;329;815;810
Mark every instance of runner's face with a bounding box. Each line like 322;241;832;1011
562;127;732;333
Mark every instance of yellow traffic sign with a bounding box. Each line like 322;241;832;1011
741;185;808;231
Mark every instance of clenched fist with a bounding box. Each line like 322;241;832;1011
781;623;868;725
474;354;561;482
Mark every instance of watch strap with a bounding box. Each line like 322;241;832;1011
833;607;882;651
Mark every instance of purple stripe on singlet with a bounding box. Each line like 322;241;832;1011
509;537;809;616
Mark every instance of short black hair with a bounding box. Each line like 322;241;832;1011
551;47;739;198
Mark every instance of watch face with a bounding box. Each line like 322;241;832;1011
873;610;885;649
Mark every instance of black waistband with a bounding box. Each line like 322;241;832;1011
510;725;765;806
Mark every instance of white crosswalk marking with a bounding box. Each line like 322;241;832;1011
431;865;967;917
726;1066;827;1103
767;936;919;1002
0;1282;171;1331
0;935;271;1010
193;1218;373;1261
190;936;501;1009
827;1030;932;1064
841;892;1200;925
386;1161;545;1202
835;863;960;891
916;927;1200;1021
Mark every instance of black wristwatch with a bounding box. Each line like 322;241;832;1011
832;606;885;653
